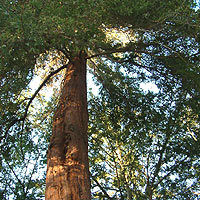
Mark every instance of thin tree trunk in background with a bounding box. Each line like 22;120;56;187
45;54;91;200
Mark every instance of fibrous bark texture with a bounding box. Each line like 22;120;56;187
45;54;91;200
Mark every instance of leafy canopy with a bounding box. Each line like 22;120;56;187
0;0;200;199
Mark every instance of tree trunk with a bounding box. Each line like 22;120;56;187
145;185;153;200
45;53;91;200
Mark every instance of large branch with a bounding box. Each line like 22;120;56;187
86;43;188;68
2;63;69;139
86;48;135;60
23;64;68;122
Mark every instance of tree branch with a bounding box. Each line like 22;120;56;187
151;134;170;186
2;63;69;139
4;158;25;191
23;64;68;122
91;176;113;199
153;156;189;190
86;48;134;60
24;149;42;199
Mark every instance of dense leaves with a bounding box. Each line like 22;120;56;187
0;0;200;199
88;68;200;199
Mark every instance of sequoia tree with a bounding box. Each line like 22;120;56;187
0;0;200;199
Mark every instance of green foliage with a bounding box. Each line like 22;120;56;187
0;0;200;199
0;91;57;199
88;68;200;199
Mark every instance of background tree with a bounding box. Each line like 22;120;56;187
0;0;200;199
88;68;200;199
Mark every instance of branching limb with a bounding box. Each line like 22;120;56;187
22;63;68;124
24;149;42;199
4;158;25;191
153;156;189;190
91;176;113;200
2;63;69;140
151;134;170;186
86;48;134;60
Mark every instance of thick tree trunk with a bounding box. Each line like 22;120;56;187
45;54;91;200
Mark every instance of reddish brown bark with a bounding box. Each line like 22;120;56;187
45;54;91;200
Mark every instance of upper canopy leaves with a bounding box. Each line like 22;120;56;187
0;0;200;199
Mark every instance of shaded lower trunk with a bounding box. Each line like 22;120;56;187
145;184;153;200
45;54;91;200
